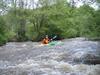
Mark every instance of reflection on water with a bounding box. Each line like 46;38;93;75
0;38;100;75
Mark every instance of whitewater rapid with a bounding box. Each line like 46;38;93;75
0;38;100;75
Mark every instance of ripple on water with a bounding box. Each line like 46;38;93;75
0;38;100;75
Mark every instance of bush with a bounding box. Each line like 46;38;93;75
0;34;7;46
0;16;7;45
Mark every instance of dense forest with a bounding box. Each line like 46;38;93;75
0;0;100;45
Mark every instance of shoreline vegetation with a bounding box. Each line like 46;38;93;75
0;0;100;45
0;37;99;47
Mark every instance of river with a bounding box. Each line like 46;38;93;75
0;37;100;75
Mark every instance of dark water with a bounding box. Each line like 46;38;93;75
0;38;100;75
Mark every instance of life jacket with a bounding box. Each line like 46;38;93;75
42;38;49;44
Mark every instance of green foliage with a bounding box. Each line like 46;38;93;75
0;16;7;45
6;9;28;41
97;0;100;3
0;0;100;43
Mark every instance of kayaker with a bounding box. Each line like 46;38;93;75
42;35;50;44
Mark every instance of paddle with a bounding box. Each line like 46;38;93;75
50;35;57;42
